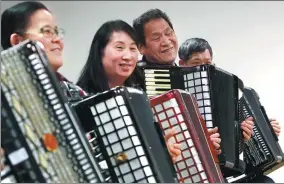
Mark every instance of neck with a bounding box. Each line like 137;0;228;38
108;78;125;89
144;55;175;66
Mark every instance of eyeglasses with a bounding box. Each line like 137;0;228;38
17;26;65;39
40;27;65;39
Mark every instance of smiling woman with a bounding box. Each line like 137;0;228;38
1;1;64;71
76;19;144;94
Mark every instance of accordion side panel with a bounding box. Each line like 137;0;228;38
73;87;177;183
180;92;219;161
0;40;103;183
240;87;284;175
150;90;225;183
176;65;240;169
209;67;240;168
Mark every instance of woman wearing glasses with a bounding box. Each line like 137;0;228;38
1;1;86;172
1;1;181;172
1;2;86;101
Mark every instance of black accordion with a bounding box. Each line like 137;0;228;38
150;89;225;183
233;87;284;182
139;64;245;174
72;86;178;183
0;40;103;183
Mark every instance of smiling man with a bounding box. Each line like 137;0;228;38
133;8;178;67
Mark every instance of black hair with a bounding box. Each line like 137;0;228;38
178;38;213;61
76;19;144;94
133;8;174;46
1;1;49;49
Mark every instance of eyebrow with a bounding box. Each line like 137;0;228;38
41;25;58;29
151;27;172;35
191;57;201;60
151;32;161;37
114;41;124;44
165;27;172;32
114;41;137;46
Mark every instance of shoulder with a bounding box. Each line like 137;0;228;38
136;55;150;68
56;72;88;102
137;59;148;67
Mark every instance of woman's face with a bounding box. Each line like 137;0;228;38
102;31;139;86
19;9;64;71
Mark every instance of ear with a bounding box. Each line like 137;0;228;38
10;33;24;46
179;59;185;66
138;44;145;55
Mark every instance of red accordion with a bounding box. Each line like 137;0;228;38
150;89;225;183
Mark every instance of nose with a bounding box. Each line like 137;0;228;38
161;36;171;47
122;49;132;60
51;35;64;48
51;34;63;42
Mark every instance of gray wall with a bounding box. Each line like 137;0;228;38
2;1;284;182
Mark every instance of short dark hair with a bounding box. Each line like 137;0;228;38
178;38;213;61
76;19;144;94
1;1;49;49
133;8;174;46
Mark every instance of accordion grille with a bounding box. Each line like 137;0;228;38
183;71;213;128
88;95;157;183
152;97;209;183
239;98;271;167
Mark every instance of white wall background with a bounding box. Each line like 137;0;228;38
2;1;284;182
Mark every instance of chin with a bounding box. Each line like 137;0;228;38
161;59;175;65
118;72;132;80
50;60;63;71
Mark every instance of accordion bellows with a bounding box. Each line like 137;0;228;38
72;86;177;183
150;89;225;183
1;40;103;183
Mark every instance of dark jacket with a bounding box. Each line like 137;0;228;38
137;55;177;67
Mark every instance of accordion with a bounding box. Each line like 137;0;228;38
72;86;178;183
150;89;225;183
0;40;103;183
139;64;245;173
236;87;284;181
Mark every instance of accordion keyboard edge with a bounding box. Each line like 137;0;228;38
1;40;103;183
150;89;225;183
72;86;178;183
